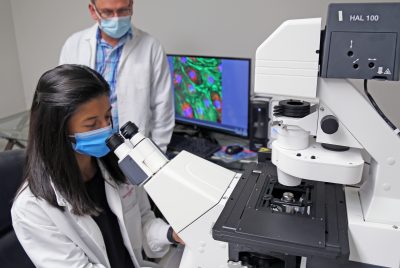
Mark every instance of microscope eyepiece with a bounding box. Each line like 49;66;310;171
106;133;125;151
120;121;139;139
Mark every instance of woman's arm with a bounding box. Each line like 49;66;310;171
12;194;106;268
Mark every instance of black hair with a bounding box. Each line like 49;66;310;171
22;64;125;216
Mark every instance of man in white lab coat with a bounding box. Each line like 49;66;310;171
59;0;174;152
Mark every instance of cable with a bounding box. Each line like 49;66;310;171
363;79;400;136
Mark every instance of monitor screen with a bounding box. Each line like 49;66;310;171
167;54;250;137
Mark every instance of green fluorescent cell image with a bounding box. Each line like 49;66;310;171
172;56;222;123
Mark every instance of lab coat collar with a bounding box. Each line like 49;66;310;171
119;24;140;69
51;160;117;208
45;161;143;267
47;161;126;268
97;159;118;188
51;181;68;207
84;23;140;69
83;24;100;41
99;160;125;221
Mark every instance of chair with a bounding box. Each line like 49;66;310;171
0;149;35;268
0;110;29;150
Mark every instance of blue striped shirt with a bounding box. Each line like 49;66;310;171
95;28;133;132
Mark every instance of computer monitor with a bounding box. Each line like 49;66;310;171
167;54;251;137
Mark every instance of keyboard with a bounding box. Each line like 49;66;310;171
167;134;221;159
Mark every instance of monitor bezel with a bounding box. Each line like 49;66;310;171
167;53;251;138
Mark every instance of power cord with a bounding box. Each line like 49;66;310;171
363;79;400;136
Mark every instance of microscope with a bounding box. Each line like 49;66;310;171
107;3;400;268
214;2;400;268
106;122;242;268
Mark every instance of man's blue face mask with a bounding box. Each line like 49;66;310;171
99;16;131;39
70;125;114;158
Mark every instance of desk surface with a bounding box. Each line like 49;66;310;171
171;124;258;172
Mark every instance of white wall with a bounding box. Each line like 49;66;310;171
10;0;93;107
9;0;400;126
0;0;25;117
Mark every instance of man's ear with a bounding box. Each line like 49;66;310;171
88;3;100;22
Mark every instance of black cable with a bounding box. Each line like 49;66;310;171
363;80;400;136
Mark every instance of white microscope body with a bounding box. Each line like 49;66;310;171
254;15;400;268
106;124;241;268
106;3;400;267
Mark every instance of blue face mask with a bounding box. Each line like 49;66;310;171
71;125;113;158
99;16;131;39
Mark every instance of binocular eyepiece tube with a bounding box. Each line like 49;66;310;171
106;121;169;186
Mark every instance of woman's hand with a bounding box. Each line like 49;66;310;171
172;230;185;245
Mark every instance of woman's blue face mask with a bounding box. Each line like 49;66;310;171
70;125;113;158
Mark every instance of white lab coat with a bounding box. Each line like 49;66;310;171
59;24;175;152
11;162;172;268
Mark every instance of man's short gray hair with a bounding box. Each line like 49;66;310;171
90;0;133;4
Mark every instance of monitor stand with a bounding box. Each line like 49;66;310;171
173;122;217;142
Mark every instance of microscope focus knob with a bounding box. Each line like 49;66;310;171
321;115;339;134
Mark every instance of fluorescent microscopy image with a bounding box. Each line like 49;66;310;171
172;56;222;122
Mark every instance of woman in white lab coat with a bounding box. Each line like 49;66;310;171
11;64;182;268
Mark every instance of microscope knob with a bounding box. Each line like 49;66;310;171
321;115;339;134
